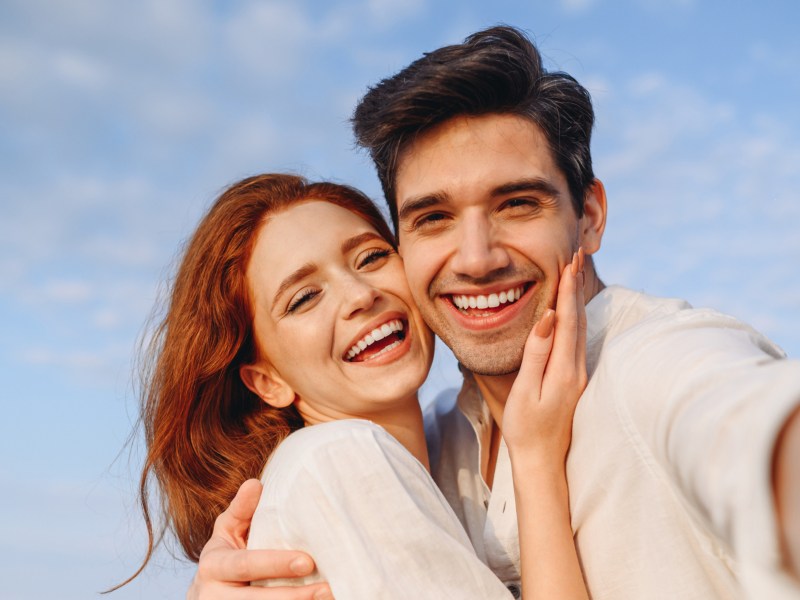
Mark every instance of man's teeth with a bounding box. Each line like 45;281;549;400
346;319;404;360
452;286;523;311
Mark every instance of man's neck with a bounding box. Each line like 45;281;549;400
472;371;516;433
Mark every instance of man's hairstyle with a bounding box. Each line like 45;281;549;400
352;25;596;229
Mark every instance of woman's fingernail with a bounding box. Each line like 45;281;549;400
571;252;579;276
578;246;585;272
534;309;555;338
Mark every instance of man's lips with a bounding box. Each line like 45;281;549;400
440;282;535;329
450;284;525;311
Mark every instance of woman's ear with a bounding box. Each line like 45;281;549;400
239;362;296;409
579;179;608;254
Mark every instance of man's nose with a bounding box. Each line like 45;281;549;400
449;215;510;278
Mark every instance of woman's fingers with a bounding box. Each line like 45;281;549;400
513;309;556;396
548;252;581;389
575;248;587;387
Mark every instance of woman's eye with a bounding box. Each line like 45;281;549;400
357;248;393;269
286;289;319;314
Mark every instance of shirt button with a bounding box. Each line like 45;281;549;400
506;583;521;598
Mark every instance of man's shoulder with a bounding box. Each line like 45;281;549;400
589;285;788;384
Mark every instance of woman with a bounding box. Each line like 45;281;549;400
126;173;587;598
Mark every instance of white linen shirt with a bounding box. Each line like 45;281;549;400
425;285;800;599
247;419;513;599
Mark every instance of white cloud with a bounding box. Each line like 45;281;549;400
559;0;598;14
366;0;428;25
42;280;93;303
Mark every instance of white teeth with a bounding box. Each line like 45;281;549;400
346;319;404;361
452;286;524;311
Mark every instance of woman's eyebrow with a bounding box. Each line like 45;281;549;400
272;263;317;307
341;231;384;254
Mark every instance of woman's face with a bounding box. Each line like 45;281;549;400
244;200;434;423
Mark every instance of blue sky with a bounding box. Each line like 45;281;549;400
1;1;798;598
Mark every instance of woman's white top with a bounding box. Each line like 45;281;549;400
247;419;513;599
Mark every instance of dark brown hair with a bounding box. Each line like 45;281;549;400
352;25;596;228
120;174;394;588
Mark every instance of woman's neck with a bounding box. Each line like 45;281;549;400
374;399;429;471
299;394;430;471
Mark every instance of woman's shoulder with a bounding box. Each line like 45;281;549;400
276;419;397;458
259;420;408;493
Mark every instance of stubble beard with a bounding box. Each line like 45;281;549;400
421;277;553;377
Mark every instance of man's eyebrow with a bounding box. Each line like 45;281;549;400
397;191;449;223
491;178;561;200
272;263;317;307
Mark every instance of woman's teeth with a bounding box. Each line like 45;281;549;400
452;286;523;311
346;319;404;361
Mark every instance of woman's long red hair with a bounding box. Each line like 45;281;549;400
119;174;394;588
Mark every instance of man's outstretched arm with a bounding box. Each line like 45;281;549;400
187;479;333;600
775;405;800;580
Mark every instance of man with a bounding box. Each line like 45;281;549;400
189;26;800;599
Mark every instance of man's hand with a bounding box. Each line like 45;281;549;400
187;479;333;600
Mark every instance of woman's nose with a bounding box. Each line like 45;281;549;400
342;275;381;319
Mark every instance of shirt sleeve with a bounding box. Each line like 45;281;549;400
600;307;800;594
248;420;512;600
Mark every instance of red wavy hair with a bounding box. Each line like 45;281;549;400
122;174;395;587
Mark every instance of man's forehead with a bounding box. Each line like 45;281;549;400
394;114;561;192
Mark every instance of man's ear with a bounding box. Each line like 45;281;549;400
239;362;296;409
579;179;608;254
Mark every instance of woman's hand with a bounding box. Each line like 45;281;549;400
503;250;590;600
502;249;587;468
187;479;333;600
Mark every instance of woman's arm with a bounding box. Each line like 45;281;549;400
503;251;589;600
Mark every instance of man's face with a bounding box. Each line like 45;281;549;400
395;113;596;376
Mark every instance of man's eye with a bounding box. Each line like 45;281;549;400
501;198;542;214
506;198;536;208
358;248;393;269
287;289;319;313
414;212;448;229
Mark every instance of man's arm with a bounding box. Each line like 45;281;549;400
600;305;800;591
187;479;333;600
774;405;800;580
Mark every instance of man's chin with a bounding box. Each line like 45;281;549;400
450;345;524;377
